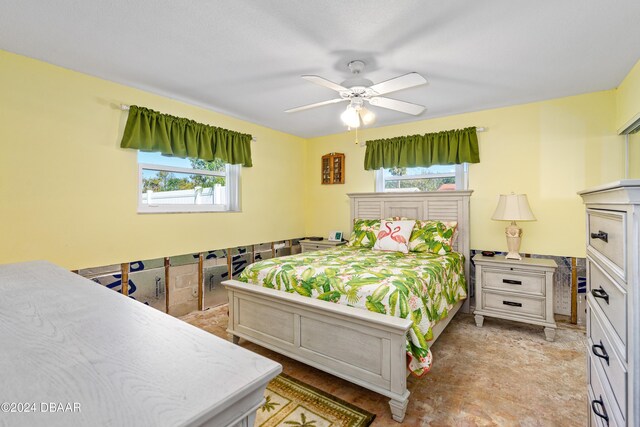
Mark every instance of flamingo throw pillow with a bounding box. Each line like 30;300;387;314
373;220;416;254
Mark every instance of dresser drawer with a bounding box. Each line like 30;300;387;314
482;268;545;295
587;391;600;427
588;388;621;427
588;355;624;426
587;209;626;278
589;304;627;414
482;291;545;319
588;259;627;347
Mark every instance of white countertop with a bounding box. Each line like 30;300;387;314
0;261;281;427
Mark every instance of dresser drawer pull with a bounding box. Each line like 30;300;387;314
502;301;522;307
502;279;522;285
591;341;610;366
590;231;608;243
591;397;609;425
591;287;610;304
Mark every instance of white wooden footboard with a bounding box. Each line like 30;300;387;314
223;279;413;422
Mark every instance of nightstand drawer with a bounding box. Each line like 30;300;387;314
473;254;556;340
482;291;545;319
589;303;627;414
302;243;324;252
300;241;345;253
588;259;627;347
482;268;545;295
587;209;626;279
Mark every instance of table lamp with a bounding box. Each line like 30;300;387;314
491;193;536;260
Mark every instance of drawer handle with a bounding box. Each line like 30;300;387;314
592;340;610;366
591;396;609;425
591;287;610;305
590;230;608;243
502;279;522;285
502;301;522;307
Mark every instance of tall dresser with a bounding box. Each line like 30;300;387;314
579;181;640;427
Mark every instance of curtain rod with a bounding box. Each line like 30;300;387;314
119;104;257;143
361;126;487;147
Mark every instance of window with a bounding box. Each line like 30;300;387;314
138;152;240;213
375;164;468;192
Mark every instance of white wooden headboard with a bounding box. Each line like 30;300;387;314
348;191;473;312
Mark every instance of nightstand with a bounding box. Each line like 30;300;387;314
473;254;558;341
299;239;346;253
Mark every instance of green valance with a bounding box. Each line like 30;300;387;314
120;105;253;167
364;126;479;170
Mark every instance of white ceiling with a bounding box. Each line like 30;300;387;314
1;1;639;138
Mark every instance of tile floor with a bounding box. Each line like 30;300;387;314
181;307;586;426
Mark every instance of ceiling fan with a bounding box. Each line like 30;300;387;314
285;60;428;128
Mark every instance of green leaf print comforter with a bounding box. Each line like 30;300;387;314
238;246;467;376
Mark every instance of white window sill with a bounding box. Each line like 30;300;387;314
138;205;240;214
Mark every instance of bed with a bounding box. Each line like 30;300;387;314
223;191;472;422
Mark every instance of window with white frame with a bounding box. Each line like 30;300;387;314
375;164;468;192
137;152;240;213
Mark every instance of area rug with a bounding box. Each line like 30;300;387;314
256;373;375;427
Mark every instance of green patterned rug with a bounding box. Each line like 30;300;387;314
256;373;375;427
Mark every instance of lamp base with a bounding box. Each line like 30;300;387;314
504;221;523;260
505;251;522;260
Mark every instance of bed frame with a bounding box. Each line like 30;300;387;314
223;191;472;422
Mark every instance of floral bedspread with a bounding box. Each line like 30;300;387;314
238;246;467;376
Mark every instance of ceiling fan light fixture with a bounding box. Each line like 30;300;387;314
287;60;427;130
359;107;375;125
341;105;361;128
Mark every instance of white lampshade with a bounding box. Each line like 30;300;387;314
341;104;376;129
359;107;376;125
340;106;360;128
491;194;536;221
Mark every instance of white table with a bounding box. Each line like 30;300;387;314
473;254;557;341
0;261;281;427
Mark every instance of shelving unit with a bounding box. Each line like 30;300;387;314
321;152;345;184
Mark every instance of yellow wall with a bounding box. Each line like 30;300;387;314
0;50;307;270
616;60;640;131
630;132;640;178
2;50;636;269
615;59;640;178
305;91;623;258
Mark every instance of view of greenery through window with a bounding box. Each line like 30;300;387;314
142;158;226;192
384;166;455;191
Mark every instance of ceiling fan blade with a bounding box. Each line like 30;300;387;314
302;75;349;92
369;72;427;96
285;98;347;113
369;97;426;115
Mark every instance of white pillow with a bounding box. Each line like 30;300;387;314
373;220;416;254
